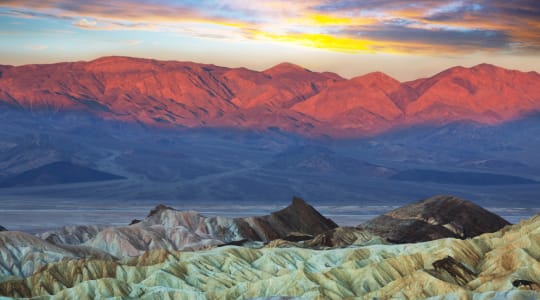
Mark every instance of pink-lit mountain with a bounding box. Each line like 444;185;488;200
1;57;539;137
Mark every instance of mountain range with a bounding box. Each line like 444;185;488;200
1;57;539;228
1;57;539;137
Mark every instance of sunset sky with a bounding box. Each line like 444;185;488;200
0;0;539;80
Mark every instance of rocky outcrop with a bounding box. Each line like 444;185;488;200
39;197;338;257
84;224;224;257
1;211;539;299
267;195;511;249
360;195;510;243
38;225;106;245
138;197;337;241
266;226;385;249
251;196;338;239
0;231;114;279
94;197;337;256
431;255;476;286
302;227;384;248
35;195;511;257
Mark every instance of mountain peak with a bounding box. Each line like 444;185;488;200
472;63;499;70
146;204;175;218
271;197;338;232
85;56;165;73
88;56;148;65
442;63;506;76
264;62;310;76
354;71;400;84
468;63;520;76
90;55;150;62
291;196;309;208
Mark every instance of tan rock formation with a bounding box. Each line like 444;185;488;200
1;212;538;299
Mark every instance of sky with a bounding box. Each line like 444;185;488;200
0;0;539;80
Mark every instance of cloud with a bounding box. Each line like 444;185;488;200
313;0;442;13
73;18;97;28
1;0;539;55
26;44;48;50
313;0;540;53
124;39;142;45
359;24;510;50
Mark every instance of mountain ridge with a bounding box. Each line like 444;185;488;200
1;56;539;137
37;197;338;257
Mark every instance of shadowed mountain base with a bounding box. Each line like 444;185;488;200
0;161;125;188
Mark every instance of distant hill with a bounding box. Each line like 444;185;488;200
266;145;395;176
0;56;539;137
360;195;511;243
0;161;125;188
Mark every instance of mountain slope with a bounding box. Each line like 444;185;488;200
227;62;342;109
404;64;540;125
291;72;404;133
0;231;114;278
1;57;539;137
265;145;395;176
0;161;125;188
